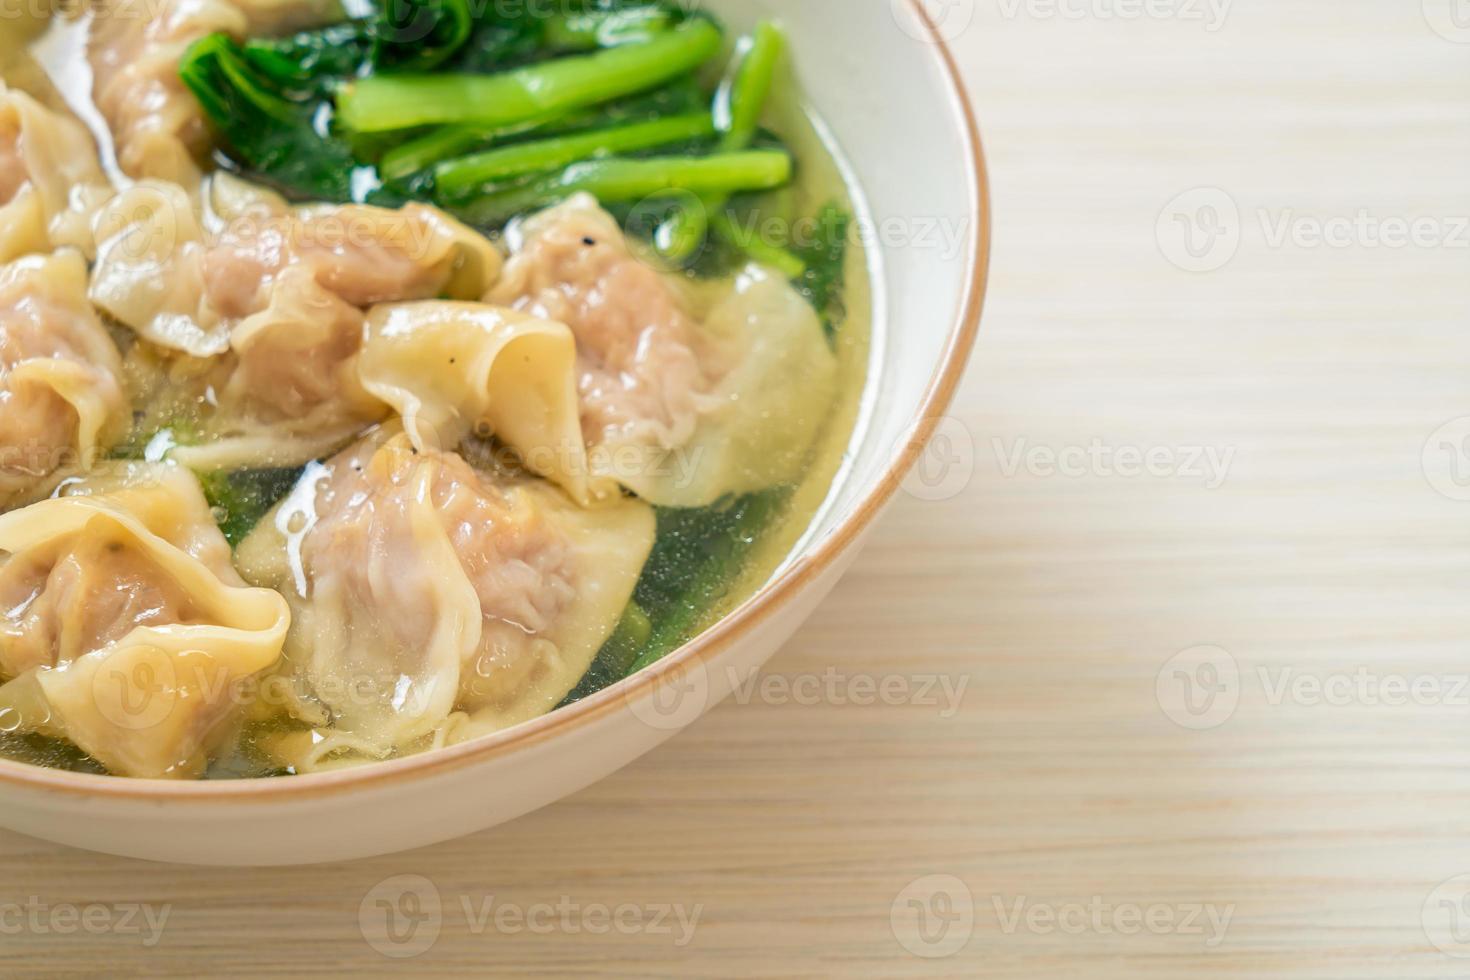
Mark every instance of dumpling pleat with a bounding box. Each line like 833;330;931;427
0;464;291;778
237;428;653;772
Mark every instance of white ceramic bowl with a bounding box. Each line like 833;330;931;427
0;0;989;865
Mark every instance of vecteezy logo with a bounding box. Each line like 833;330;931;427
891;874;973;959
891;0;976;43
1422;417;1470;502
1423;0;1470;43
1423;874;1470;957
1156;188;1241;272
626;659;711;731
91;646;178;732
1156;645;1240;730
359;875;442;959
902;416;976;502
624;192;710;271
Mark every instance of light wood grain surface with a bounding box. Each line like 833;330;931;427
7;0;1470;975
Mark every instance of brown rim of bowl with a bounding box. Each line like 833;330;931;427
0;0;991;802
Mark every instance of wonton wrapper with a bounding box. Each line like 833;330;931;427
0;463;290;778
487;193;838;507
0;82;113;264
358;301;614;505
235;428;654;771
0;251;128;507
89;0;344;186
89;175;503;469
651;263;841;506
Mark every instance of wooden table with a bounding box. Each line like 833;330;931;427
7;1;1470;975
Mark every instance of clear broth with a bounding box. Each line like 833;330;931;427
0;18;871;777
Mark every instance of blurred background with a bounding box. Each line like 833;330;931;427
9;0;1470;974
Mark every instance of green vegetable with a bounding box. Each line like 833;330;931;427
791;203;852;336
453;150;792;227
179;32;364;202
379;118;548;182
545;5;674;50
559;602;654;705
374;0;473;72
711;210;806;279
108;418;200;463
658;21;790;266
379;76;709;180
715;20;785;152
240;22;373;95
628;491;790;674
447;15;545;73
653;191;709;260
574;73;711;124
336;18;722;133
560;491;790;700
198;467;306;548
434;113;716;197
0;732;107;775
246;0;485;80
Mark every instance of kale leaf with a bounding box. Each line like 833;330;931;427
792;203;852;337
179;32;364;202
198;467;306;548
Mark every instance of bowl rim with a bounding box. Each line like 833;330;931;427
0;0;992;803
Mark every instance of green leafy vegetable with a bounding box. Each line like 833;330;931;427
558;490;790;702
791;203;853;336
379;117;553;182
628;490;791;674
0;732;107;775
433;113;716;198
452;151;792;227
180;32;363;201
198;467;306;548
711;210;806;279
374;0;473;72
544;5;674;51
560;602;654;704
447;13;545;73
659;20;792;267
336;18;721;133
715;20;785;153
653;191;709;260
378;75;709;180
240;22;373;95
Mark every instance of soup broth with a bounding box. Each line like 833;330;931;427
0;3;869;778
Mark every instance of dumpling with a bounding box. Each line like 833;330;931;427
88;0;344;185
486;193;839;507
90;173;501;358
235;427;654;770
0;251;128;507
0;463;291;778
0;81;113;264
88;0;245;186
89;175;502;469
357;301;613;505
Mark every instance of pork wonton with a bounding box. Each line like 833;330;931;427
0;2;860;784
487;193;839;507
0;251;127;507
357;301;610;505
0;81;112;264
89;0;342;186
0;463;290;778
235;427;654;771
89;175;503;469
